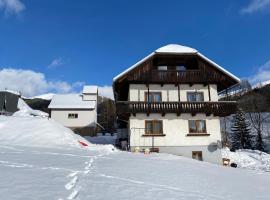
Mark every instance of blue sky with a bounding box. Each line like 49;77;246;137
0;0;270;98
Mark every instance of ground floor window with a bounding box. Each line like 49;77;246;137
188;120;206;133
68;113;78;119
145;120;163;135
192;151;203;161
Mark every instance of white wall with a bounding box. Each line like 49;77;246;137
129;84;218;102
82;94;97;101
129;113;221;147
51;109;97;128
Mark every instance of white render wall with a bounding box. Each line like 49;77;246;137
129;113;221;147
82;94;98;101
50;109;97;128
129;113;222;164
129;84;218;102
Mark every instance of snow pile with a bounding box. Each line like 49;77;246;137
0;116;88;148
84;133;117;145
222;148;270;172
13;98;49;117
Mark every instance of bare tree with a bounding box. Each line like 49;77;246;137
244;93;270;152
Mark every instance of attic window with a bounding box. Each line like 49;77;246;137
176;65;186;71
157;66;167;71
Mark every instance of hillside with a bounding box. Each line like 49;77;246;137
220;83;270;112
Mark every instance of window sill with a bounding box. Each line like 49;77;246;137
186;133;210;136
142;134;166;137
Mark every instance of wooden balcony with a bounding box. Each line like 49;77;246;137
127;70;227;84
116;101;237;117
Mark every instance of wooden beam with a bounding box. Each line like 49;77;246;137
208;84;211;101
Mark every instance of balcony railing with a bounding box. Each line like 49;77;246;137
116;101;237;117
127;70;226;84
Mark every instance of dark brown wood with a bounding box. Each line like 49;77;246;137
186;133;210;136
116;101;237;117
178;84;180;102
142;134;166;137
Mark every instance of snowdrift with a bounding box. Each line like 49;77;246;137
14;98;49;117
222;148;270;172
0;116;92;148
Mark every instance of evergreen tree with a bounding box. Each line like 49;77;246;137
255;130;265;152
230;108;253;150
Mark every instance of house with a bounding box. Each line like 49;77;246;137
113;44;240;164
0;90;20;115
48;85;98;135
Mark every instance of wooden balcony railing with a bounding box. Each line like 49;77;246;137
127;70;226;84
116;101;237;117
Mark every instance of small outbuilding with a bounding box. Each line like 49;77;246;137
48;85;98;135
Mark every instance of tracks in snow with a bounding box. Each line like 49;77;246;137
63;154;102;199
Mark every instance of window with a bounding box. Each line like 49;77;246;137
188;120;206;133
145;120;163;135
68;113;78;119
192;151;203;161
157;66;167;71
187;92;204;102
176;65;186;71
145;92;162;102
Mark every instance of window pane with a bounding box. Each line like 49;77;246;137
196;93;204;101
196;120;206;133
176;65;186;71
153;121;162;134
153;93;161;102
158;66;167;71
187;92;204;102
188;120;196;133
187;93;196;102
145;122;153;134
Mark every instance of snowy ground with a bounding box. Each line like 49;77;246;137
1;116;270;199
1;145;270;200
222;148;270;172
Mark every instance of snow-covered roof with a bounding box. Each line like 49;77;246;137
113;44;240;83
82;85;98;94
155;44;197;54
48;94;95;109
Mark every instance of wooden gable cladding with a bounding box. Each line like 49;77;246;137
124;54;238;92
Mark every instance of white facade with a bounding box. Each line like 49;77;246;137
49;86;98;129
128;84;222;164
50;109;96;128
129;84;218;102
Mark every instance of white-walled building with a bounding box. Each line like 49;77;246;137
48;86;98;133
113;44;240;164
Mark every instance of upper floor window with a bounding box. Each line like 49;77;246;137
145;92;162;102
145;120;163;135
187;92;204;102
68;113;78;119
157;66;167;71
188;120;206;133
176;65;186;71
